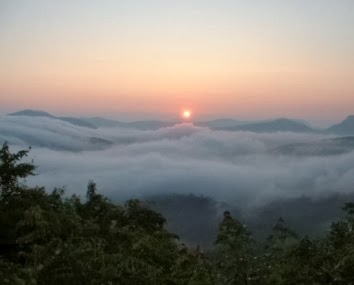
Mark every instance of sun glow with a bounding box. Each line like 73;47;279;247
183;110;191;119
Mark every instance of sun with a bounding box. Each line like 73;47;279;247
183;110;191;119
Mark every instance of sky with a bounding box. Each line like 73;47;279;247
0;0;353;124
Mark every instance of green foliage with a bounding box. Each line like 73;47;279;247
322;202;354;284
2;142;354;284
259;218;301;284
0;144;208;284
0;142;36;199
213;211;254;285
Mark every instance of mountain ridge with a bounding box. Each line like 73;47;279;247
214;118;317;133
326;115;354;135
9;109;97;129
7;109;354;134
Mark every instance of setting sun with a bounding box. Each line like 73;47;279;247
183;110;191;119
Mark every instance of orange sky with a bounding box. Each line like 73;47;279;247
0;1;353;124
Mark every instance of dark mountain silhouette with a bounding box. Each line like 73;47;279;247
9;110;96;129
198;118;251;129
125;120;175;130
216;118;316;133
246;193;353;240
58;117;96;129
89;137;114;148
8;109;354;135
327;115;354;135
84;117;176;130
9;110;179;130
9;109;55;118
84;117;125;128
146;192;354;246
148;194;221;248
273;136;354;156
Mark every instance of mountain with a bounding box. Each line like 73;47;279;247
84;117;176;130
327;115;354;135
198;118;251;129
8;110;177;130
147;192;354;245
148;194;221;248
217;118;316;133
124;120;175;130
273;136;354;156
58;117;97;129
10;109;354;134
9;109;55;118
83;117;124;128
9;110;97;129
89;137;114;148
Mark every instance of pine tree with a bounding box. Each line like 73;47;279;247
214;211;253;285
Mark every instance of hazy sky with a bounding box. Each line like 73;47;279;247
0;0;353;123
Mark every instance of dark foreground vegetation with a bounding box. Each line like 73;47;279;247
1;142;354;284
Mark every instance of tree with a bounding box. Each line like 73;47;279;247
322;202;354;283
0;142;36;199
3;142;354;284
214;211;254;285
0;143;38;264
261;218;300;284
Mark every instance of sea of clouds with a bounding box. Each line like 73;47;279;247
1;114;354;211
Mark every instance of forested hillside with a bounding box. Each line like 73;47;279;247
1;142;354;284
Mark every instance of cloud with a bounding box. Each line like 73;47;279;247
1;115;354;212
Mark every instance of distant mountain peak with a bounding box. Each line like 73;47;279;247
8;109;96;129
9;109;55;118
327;115;354;135
344;115;354;121
215;118;315;133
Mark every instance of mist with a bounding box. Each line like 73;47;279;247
1;114;354;212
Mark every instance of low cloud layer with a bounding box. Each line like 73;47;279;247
1;115;354;211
